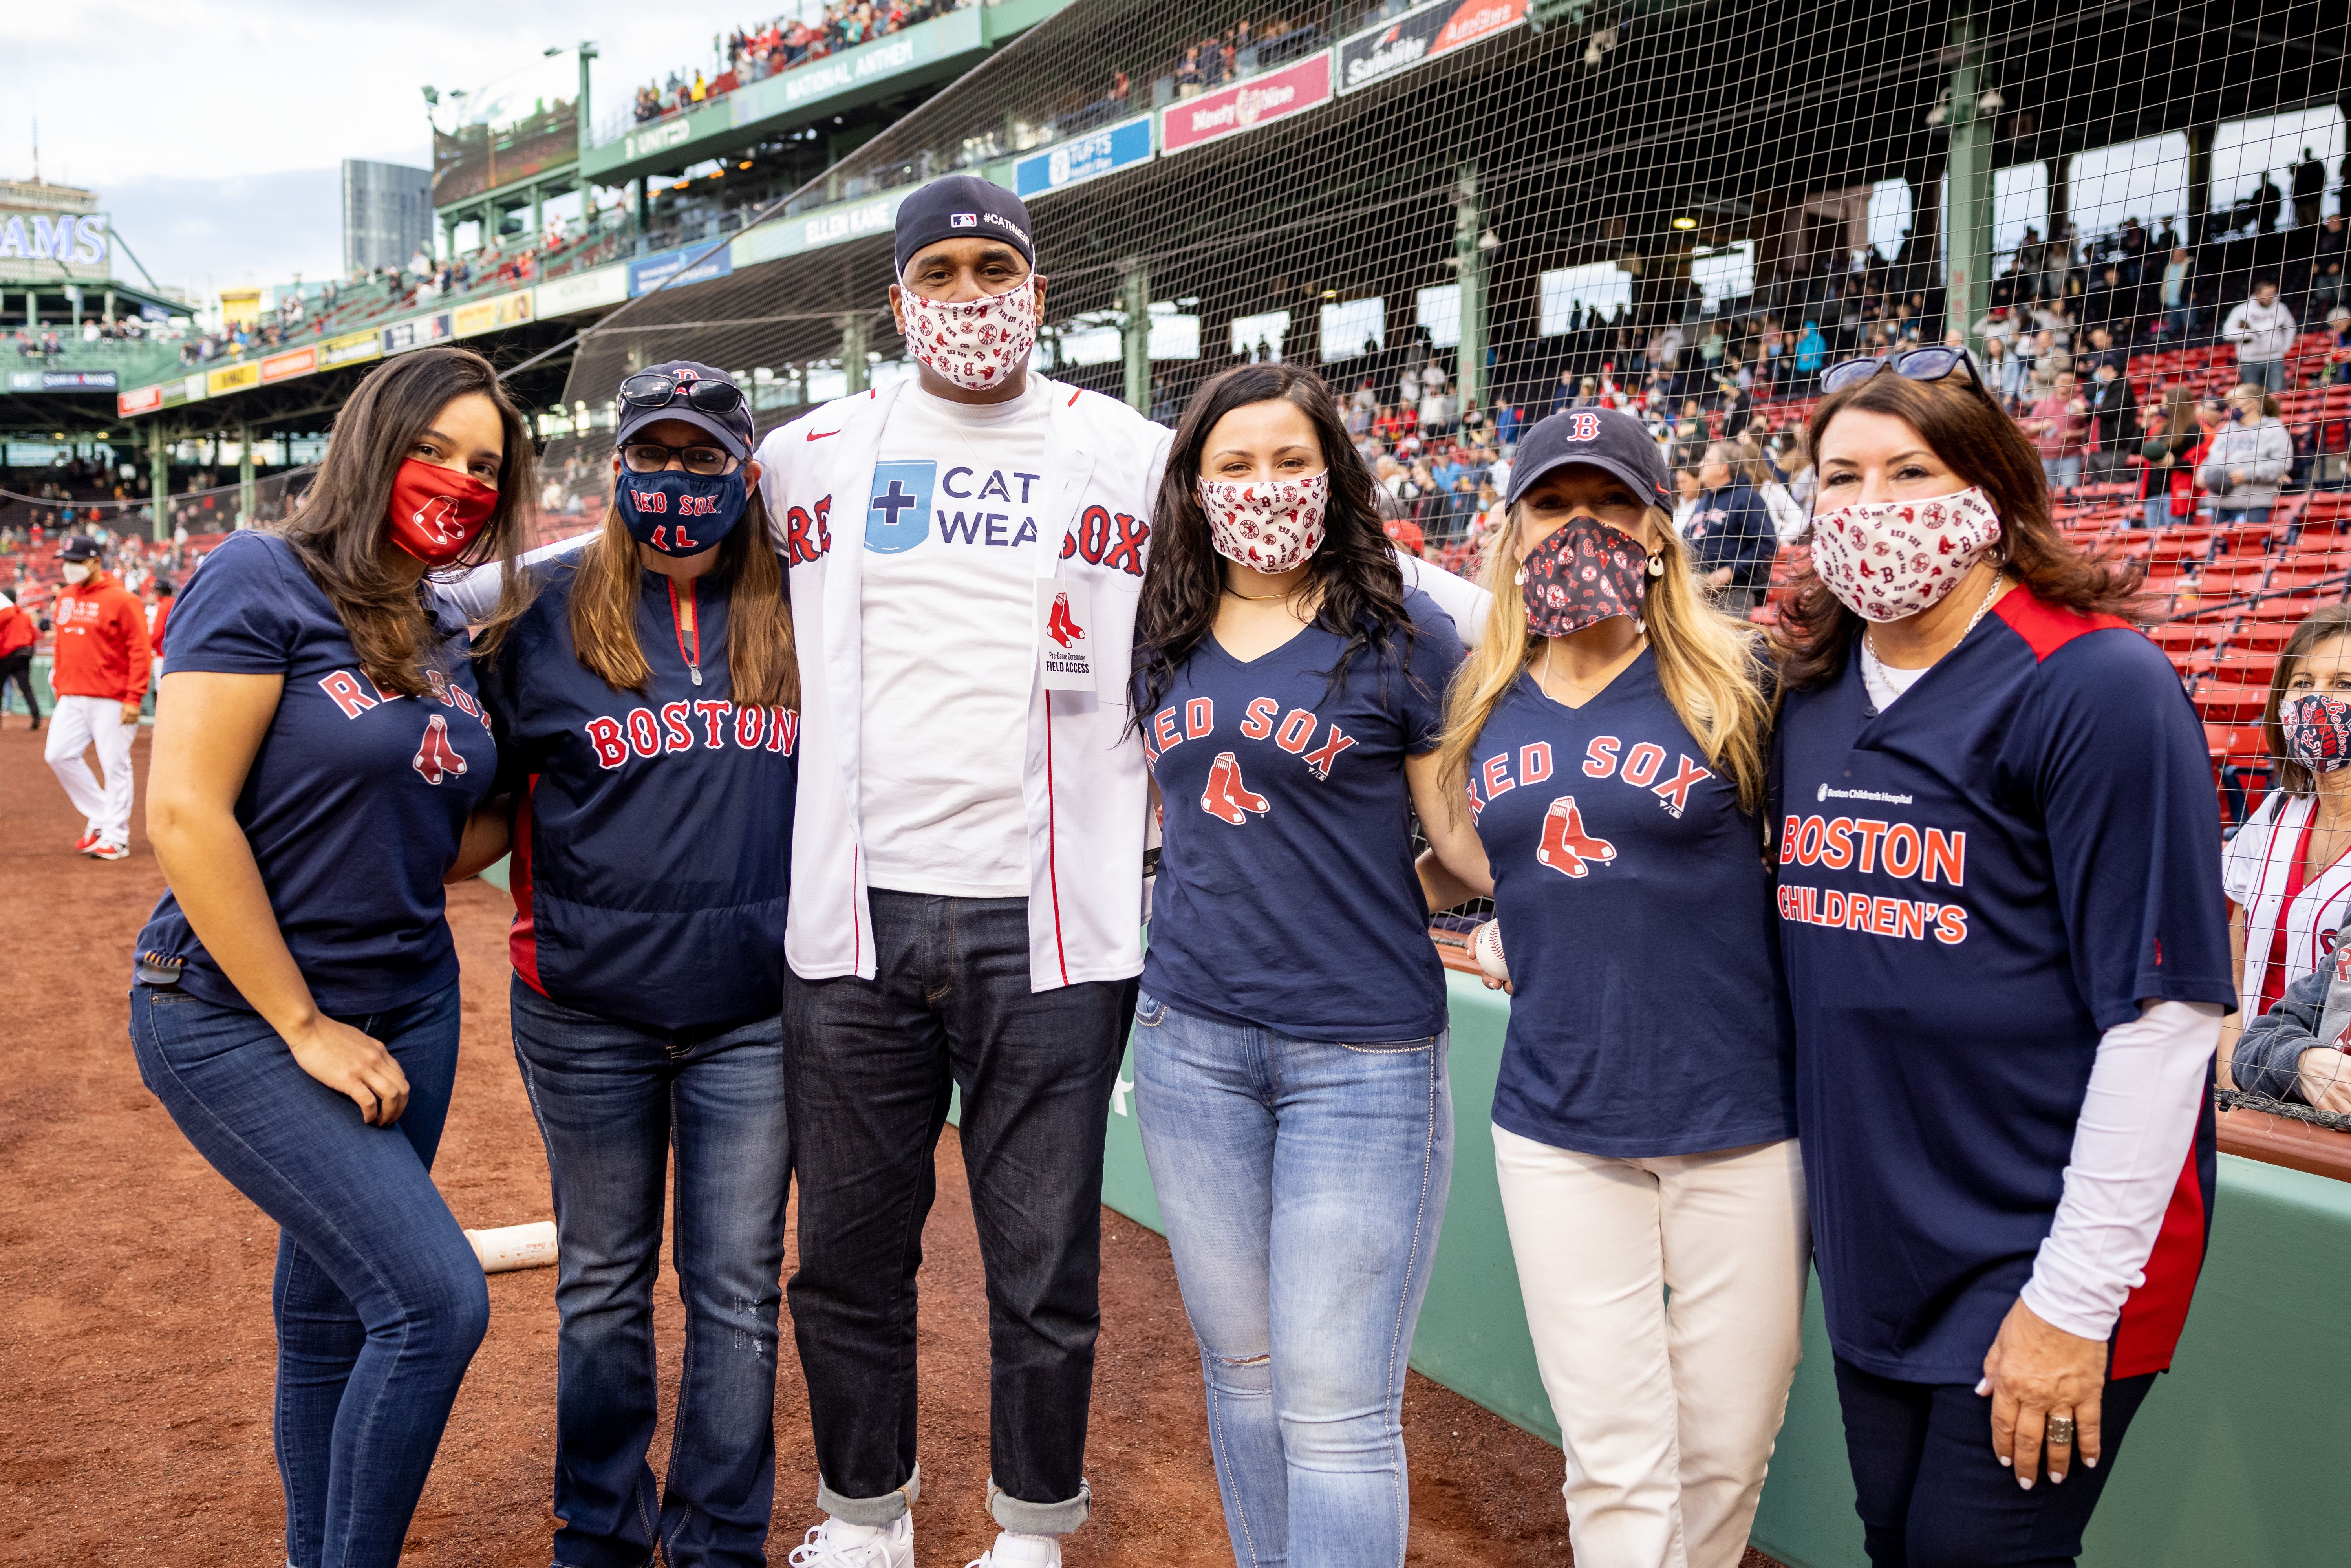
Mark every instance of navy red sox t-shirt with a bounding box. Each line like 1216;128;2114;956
1469;653;1796;1158
1140;591;1465;1042
1774;590;2235;1382
135;530;499;1015
475;554;797;1030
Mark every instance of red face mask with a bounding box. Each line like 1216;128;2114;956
385;456;499;566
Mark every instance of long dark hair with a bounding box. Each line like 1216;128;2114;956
1771;370;2141;691
278;346;537;696
1133;363;1408;719
2263;604;2351;796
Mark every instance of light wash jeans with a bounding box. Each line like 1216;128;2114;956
1131;989;1453;1568
2041;455;2082;492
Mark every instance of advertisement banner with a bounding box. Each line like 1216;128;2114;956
1337;0;1526;94
1014;113;1154;199
382;312;453;355
732;187;914;269
260;347;316;384
536;263;629;317
1161;52;1334;155
318;329;384;369
207;361;262;397
432;51;580;205
628;245;734;298
452;292;534;338
117;382;165;417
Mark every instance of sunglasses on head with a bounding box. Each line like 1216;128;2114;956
1819;346;1991;398
619;371;745;416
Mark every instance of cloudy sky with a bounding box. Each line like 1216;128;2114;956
2;0;809;299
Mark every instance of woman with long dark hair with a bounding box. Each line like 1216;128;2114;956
130;345;534;1568
1127;362;1468;1568
474;362;801;1566
1771;348;2233;1568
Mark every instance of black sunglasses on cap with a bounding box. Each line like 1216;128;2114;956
619;371;745;415
1819;345;1991;398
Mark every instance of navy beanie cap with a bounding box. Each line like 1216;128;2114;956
893;176;1036;279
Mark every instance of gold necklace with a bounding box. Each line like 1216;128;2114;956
1865;569;2005;673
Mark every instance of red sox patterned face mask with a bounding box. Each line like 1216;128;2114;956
1198;470;1330;574
1516;517;1654;637
2282;692;2351;774
900;279;1039;392
1808;485;2002;624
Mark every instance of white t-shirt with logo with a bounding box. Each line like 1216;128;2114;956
857;379;1051;897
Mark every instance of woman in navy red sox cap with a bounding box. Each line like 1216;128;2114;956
1416;406;1806;1568
468;360;803;1568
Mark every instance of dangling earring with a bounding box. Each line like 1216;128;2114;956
1513;567;1526;585
1647;552;1665;576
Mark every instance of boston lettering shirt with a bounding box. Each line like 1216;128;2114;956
134;530;498;1014
1141;591;1465;1043
1468;653;1796;1158
1774;590;2235;1382
475;555;798;1031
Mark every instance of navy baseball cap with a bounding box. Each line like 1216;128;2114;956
893;175;1035;280
1504;407;1672;511
614;361;754;460
60;535;103;562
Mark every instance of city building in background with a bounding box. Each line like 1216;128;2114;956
341;160;433;274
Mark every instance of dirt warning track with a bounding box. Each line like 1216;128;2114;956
0;715;1788;1565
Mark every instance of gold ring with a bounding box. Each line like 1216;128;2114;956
2046;1414;2076;1446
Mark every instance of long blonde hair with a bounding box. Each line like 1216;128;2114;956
1434;503;1771;814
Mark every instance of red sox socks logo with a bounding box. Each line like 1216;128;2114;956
413;714;468;785
411;494;465;546
1536;796;1616;877
1047;591;1085;649
1200;752;1271;824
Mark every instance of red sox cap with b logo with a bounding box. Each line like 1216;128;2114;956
1504;406;1673;511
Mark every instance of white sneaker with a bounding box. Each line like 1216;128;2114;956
786;1513;913;1568
965;1531;1061;1568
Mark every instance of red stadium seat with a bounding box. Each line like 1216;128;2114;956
2195;687;2269;723
2261;563;2348;595
2144;529;2215;567
2206;648;2280;688
2205;723;2269;762
2243;595;2330;622
2229;620;2306;653
2197;559;2273;596
2213;521;2281;556
2148;622;2228;656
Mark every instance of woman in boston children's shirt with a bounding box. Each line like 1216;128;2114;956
1127;363;1467;1568
1769;349;2234;1568
2220;604;2351;1061
129;347;534;1568
1418;408;1802;1568
471;364;800;1566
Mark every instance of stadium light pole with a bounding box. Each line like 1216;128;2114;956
1453;163;1487;415
1943;5;1994;360
148;421;168;544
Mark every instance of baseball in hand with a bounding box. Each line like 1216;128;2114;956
1472;920;1508;984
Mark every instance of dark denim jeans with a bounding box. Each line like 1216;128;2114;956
509;978;792;1568
1833;1357;2157;1568
128;980;486;1568
778;891;1132;1535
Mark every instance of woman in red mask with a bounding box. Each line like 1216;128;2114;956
129;346;535;1568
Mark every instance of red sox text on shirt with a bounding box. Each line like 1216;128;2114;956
1143;696;1358;780
781;491;1148;577
1464;735;1715;822
1777;809;1971;944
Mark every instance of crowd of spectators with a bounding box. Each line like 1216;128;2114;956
631;0;975;124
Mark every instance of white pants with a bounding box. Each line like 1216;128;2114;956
45;694;136;847
1493;1125;1810;1568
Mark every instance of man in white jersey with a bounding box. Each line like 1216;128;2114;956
758;177;1171;1568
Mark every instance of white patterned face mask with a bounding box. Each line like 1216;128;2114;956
1808;485;2003;623
898;278;1039;392
1199;471;1331;574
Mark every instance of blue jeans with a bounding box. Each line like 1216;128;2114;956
2040;456;2081;492
2243;358;2288;393
778;891;1132;1535
1131;990;1453;1568
1834;1358;2157;1568
128;981;485;1568
2163;304;2196;340
2141;496;2172;530
509;979;792;1568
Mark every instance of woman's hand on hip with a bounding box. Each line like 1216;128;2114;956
284;1016;411;1127
1979;1296;2106;1488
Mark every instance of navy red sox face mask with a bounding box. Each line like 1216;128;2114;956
615;467;748;557
2283;691;2351;774
1516;516;1655;637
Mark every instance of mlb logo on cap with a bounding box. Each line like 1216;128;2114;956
950;213;979;229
